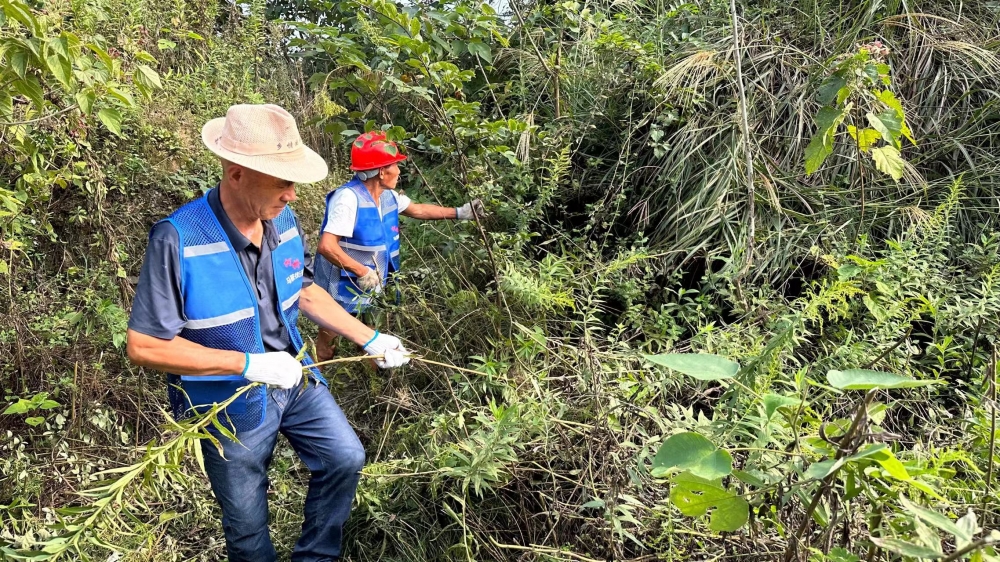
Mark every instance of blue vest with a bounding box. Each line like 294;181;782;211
315;178;401;313
162;190;323;433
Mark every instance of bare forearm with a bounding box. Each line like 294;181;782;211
299;284;375;347
126;329;246;375
401;203;458;220
318;233;368;276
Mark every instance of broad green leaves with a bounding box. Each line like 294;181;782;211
870;146;905;181
97;108;122;136
643;353;738;380
3;392;60;416
804;107;847;174
669;473;749;533
847;126;880;152
871;498;999;561
805;48;915;181
651;430;746;532
13;75;44;110
826;369;941;390
652;432;732;480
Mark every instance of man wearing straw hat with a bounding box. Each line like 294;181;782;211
126;104;405;561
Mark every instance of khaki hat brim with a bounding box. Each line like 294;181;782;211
201;118;329;184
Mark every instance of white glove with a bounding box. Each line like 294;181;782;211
362;331;411;369
456;198;485;220
357;267;383;293
243;352;303;389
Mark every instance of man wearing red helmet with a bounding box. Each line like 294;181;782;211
313;131;483;360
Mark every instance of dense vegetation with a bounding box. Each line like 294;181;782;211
2;0;1000;560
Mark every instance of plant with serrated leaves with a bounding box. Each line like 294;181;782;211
805;42;916;182
0;0;161;274
0;384;256;560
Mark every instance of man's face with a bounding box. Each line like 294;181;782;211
234;165;297;220
380;163;401;190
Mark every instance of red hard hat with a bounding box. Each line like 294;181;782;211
350;131;408;171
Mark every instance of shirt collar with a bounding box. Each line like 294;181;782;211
208;185;279;252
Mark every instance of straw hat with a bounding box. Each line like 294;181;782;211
201;104;329;184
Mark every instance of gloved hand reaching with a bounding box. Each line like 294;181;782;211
456;198;485;220
357;267;382;293
243;351;303;389
362;331;411;369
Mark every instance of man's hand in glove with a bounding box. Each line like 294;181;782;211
243;352;303;389
456;198;485;220
357;267;383;293
362;331;411;369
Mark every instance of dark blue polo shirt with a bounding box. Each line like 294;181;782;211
128;187;314;353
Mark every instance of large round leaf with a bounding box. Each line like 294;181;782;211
652;432;733;480
669;472;749;533
826;369;942;390
644;353;739;380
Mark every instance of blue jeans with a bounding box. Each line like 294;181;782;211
201;379;365;562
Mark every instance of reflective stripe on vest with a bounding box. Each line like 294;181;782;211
315;178;401;313
162;189;323;432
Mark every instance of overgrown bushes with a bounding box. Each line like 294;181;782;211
3;0;1000;560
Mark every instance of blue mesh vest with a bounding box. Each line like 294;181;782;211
315;178;401;313
162;190;323;432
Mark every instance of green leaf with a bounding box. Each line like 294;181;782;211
408;17;420;37
97;107;122;136
10;47;27;78
157;38;176;51
763;394;800;419
816;74;847;105
900;496;970;543
866;110;903;149
136;64;162;90
870;448;910;480
2;399;31;415
47;35;70;59
643;353;739;380
804;444;891;481
87;43;114;70
75;89;95;115
877;89;916;146
3;1;40;36
106;85;135;108
45;53;73;89
847;126;880;152
804;458;844;481
652;432;733;480
870;146;906;182
14;75;44;110
871;537;943;559
669;472;749;532
827;369;939;390
134;50;157;63
827;548;861;562
0;260;8;275
38;400;60;410
24;416;44;426
0;90;12;119
804;107;846;174
467;40;492;62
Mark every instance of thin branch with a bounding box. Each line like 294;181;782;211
729;0;755;268
0;104;78;127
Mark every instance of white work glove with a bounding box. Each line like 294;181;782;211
456;198;485;220
362;331;410;369
357;267;383;293
243;352;303;389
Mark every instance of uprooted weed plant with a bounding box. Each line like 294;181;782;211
2;0;1000;560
